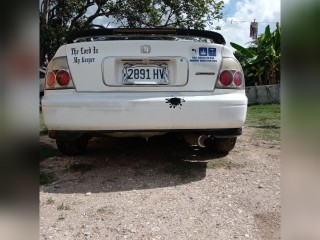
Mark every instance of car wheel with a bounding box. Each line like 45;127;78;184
211;137;237;153
56;136;89;155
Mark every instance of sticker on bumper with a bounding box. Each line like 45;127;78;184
165;97;186;109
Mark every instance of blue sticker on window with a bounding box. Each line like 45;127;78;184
208;48;216;56
199;47;207;56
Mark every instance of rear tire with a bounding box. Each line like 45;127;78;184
211;137;237;153
56;136;89;155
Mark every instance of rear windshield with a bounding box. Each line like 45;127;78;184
73;35;215;43
65;29;226;45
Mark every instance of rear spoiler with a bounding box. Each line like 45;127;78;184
65;28;226;45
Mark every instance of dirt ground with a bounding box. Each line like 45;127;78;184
40;126;280;240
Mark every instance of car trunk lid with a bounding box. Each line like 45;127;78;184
65;40;224;92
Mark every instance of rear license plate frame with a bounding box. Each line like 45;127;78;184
122;63;169;85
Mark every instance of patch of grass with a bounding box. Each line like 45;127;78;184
57;203;71;211
69;163;93;172
40;112;47;135
40;171;57;185
163;161;206;178
207;158;244;169
46;197;55;205
246;104;280;142
40;142;60;161
252;128;280;142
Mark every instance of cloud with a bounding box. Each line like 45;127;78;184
216;0;280;48
234;0;280;22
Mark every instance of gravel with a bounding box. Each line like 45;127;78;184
40;126;280;239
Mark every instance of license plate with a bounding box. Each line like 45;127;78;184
123;64;169;85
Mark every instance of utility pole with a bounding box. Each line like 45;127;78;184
250;19;258;39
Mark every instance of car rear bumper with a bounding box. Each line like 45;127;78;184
42;90;247;131
48;128;243;140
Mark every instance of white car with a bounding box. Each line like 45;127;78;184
41;28;247;155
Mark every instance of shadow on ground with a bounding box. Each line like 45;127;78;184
40;133;229;194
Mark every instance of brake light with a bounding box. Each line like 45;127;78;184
46;71;56;87
219;70;233;86
56;70;70;86
215;58;245;89
233;71;243;87
45;56;75;90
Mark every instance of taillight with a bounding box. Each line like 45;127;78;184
233;71;243;87
219;70;233;86
46;71;56;87
56;70;70;86
215;58;245;89
45;56;75;90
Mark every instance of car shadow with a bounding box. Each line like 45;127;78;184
40;133;228;194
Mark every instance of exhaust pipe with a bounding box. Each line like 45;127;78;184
184;134;212;148
197;135;208;148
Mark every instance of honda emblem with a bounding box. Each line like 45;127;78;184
141;45;151;54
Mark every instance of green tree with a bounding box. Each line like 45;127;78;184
40;0;224;66
231;23;281;86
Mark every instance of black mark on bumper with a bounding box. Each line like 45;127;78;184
165;97;186;109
